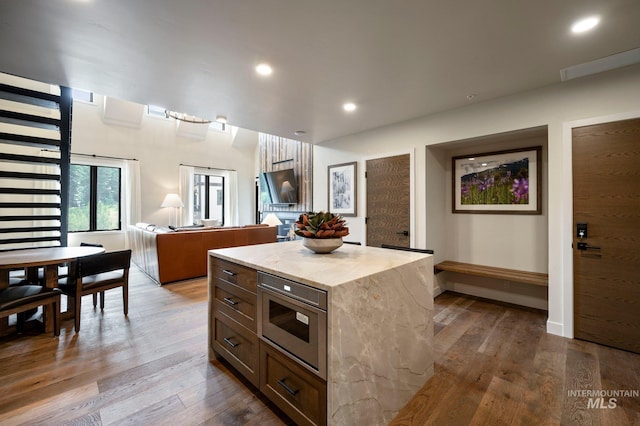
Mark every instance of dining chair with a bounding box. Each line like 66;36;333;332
9;269;27;286
79;242;104;307
58;249;131;332
0;285;62;336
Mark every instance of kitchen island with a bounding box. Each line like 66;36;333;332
208;240;433;425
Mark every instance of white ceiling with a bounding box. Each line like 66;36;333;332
1;0;639;143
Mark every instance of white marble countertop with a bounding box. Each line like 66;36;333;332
209;240;431;290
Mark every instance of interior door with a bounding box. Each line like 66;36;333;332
573;117;640;353
366;154;411;247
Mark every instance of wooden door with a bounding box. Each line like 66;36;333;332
573;117;640;353
366;154;411;247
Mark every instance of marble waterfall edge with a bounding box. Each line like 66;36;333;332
327;258;434;425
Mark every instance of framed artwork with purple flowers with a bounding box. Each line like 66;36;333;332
452;146;541;214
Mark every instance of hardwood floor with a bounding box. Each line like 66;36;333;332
391;292;640;426
0;267;289;426
1;268;638;425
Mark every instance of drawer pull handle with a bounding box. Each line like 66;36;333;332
223;297;238;306
222;269;237;277
223;337;239;348
277;379;299;396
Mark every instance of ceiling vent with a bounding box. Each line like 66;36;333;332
560;48;640;82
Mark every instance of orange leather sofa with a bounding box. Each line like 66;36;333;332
128;224;277;284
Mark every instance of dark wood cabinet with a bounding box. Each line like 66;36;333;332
213;276;257;332
209;257;260;387
212;310;260;386
212;258;258;293
260;341;327;426
209;256;327;425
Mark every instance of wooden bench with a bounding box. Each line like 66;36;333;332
433;261;548;287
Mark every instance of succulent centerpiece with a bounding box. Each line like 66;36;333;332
294;212;349;253
294;211;349;239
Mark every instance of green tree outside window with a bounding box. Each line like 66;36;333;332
69;164;121;232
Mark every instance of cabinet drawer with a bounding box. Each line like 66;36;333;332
212;311;259;387
214;278;257;332
213;258;257;293
260;341;327;426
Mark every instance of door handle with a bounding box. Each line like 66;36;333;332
223;337;239;348
396;230;409;236
277;378;299;396
577;242;601;251
223;297;238;306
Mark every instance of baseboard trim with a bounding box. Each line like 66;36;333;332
546;319;564;337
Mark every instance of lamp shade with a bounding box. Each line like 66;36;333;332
261;213;282;227
280;181;294;192
161;193;184;208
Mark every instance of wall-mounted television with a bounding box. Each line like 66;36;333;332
261;168;298;204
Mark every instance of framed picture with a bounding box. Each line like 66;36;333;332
452;146;541;214
328;161;357;216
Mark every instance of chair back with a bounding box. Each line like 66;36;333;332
77;250;132;278
80;242;104;247
381;244;434;254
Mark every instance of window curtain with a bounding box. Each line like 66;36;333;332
225;170;239;226
123;159;141;247
179;165;195;226
33;149;61;248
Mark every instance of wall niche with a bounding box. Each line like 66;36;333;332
429;125;549;310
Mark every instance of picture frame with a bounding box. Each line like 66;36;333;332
328;161;357;216
452;146;541;214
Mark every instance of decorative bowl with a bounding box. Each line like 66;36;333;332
302;237;343;254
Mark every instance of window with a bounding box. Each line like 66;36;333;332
71;88;93;103
147;104;170;120
68;164;122;232
193;174;224;225
208;121;227;132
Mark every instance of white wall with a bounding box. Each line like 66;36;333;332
313;63;640;336
70;95;258;249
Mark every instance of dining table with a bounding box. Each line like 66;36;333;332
0;246;105;334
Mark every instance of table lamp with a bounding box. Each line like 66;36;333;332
161;193;184;227
261;213;283;227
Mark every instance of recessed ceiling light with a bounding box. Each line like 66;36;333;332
571;16;600;33
466;94;477;100
294;130;306;136
255;63;273;76
343;102;357;112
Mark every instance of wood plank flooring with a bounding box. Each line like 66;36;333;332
1;267;638;425
390;292;640;426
